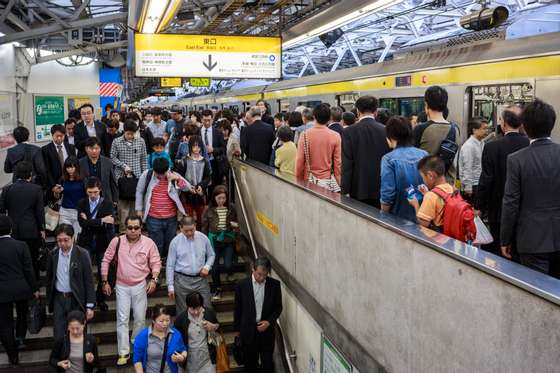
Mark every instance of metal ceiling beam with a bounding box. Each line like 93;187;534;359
29;0;72;28
201;0;245;33
70;0;91;21
0;12;127;45
35;40;127;64
237;0;294;33
0;0;17;24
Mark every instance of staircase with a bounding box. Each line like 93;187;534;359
0;241;249;372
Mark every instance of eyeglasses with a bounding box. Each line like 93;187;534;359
127;225;141;231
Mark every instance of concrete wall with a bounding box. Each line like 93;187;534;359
0;44;17;186
27;60;100;95
235;161;560;373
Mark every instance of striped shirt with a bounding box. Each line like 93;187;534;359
148;176;184;219
216;207;228;231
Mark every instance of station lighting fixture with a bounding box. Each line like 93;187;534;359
137;0;184;34
282;0;404;49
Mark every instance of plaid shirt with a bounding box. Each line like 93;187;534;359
110;136;148;179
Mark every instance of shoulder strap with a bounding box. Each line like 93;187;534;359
431;187;451;203
444;123;457;143
143;170;154;197
303;131;311;175
160;332;171;373
112;236;121;265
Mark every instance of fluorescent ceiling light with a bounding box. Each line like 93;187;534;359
138;0;184;34
283;0;403;49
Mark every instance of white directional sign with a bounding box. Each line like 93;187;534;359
135;34;282;79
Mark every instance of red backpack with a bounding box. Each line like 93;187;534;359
432;187;477;243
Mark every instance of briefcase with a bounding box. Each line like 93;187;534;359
118;174;138;201
233;335;244;366
27;298;46;334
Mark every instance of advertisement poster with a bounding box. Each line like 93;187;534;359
0;93;16;149
34;95;65;142
67;96;91;111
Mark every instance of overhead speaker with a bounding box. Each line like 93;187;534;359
318;28;344;49
105;53;126;68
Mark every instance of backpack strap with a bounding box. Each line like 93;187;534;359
159;331;171;373
431;187;451;203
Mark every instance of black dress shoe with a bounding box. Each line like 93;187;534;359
98;301;109;312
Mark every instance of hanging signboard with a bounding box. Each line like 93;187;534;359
161;77;182;87
0;93;16;149
135;33;282;79
189;77;211;87
34;95;65;142
321;335;352;373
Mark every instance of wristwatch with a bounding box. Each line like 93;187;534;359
151;277;160;286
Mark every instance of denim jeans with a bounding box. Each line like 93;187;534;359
146;216;177;258
211;241;234;289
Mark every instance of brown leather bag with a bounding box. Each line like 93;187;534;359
215;331;230;373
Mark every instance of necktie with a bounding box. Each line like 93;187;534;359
57;145;64;169
204;128;209;146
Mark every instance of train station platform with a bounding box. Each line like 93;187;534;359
232;159;560;373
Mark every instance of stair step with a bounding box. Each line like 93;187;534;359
0;333;243;371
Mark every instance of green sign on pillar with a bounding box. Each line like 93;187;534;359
34;95;65;142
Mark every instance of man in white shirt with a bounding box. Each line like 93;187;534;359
234;257;282;373
147;107;167;139
166;216;215;315
459;118;488;202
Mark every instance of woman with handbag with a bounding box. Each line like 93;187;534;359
133;304;187;373
202;185;238;300
174;291;226;373
295;104;342;192
48;310;98;373
54;156;85;238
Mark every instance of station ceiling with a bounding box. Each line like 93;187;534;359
0;0;555;98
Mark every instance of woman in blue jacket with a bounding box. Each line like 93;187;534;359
133;304;187;373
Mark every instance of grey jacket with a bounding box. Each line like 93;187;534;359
135;170;192;221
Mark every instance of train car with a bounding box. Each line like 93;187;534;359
196;32;560;141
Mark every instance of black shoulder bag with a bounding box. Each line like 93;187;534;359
159;332;171;373
108;237;121;288
438;123;459;172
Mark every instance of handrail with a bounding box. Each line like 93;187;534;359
231;166;296;373
237;158;560;307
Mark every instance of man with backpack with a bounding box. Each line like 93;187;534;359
414;86;460;182
408;155;476;243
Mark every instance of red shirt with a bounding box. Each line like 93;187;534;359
148;177;178;219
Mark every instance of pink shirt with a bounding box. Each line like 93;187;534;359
296;126;341;181
101;235;161;287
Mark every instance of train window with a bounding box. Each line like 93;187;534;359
337;93;359;111
297;100;322;108
399;97;424;118
469;83;533;130
379;98;397;114
279;99;290;113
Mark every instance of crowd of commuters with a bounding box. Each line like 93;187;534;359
0;101;284;371
0;85;558;370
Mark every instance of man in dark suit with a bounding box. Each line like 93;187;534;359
241;106;275;165
40;124;76;196
77;176;115;311
234;257;283;373
476;108;529;256
0;216;38;366
327;106;344;136
79;137;118;204
4;126;42;183
75;103;107;158
200;109;227;192
341;96;389;208
46;224;95;339
0;162;45;278
501;99;560;278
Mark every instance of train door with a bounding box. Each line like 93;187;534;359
468;83;534;133
336;93;359;111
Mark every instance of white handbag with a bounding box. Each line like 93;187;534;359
303;131;341;193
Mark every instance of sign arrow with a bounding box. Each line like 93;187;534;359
202;54;217;71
